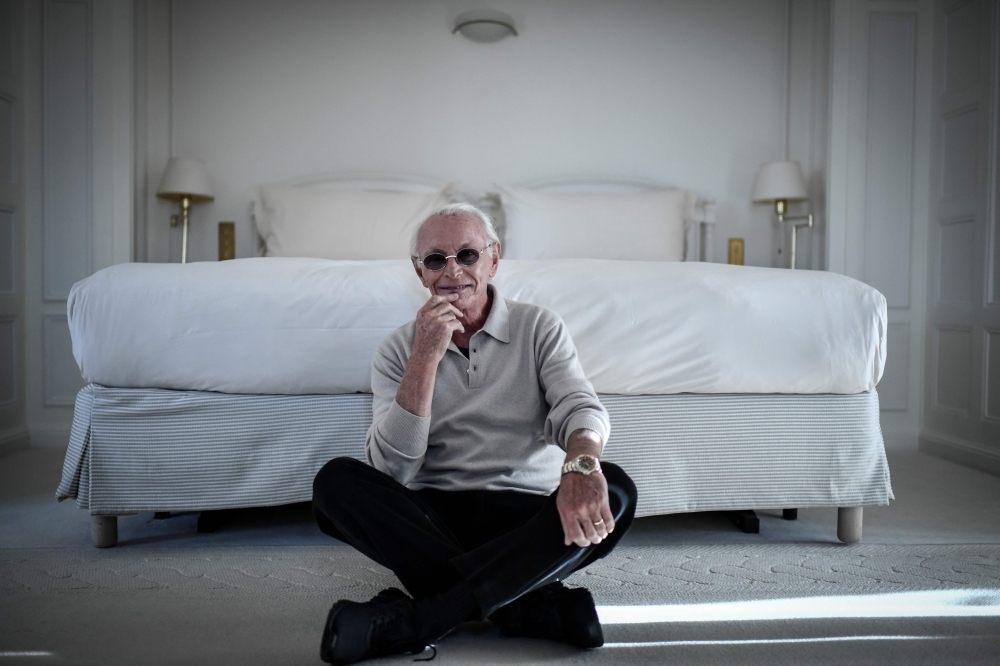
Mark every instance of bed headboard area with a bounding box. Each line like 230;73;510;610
250;173;716;263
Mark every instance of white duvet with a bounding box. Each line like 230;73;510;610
68;258;886;396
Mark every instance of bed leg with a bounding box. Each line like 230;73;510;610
782;509;798;520
91;515;118;548
725;510;760;533
837;507;863;544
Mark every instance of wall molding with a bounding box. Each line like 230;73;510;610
0;205;17;296
0;424;30;457
919;428;1000;477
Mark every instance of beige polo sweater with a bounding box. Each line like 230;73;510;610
365;284;610;494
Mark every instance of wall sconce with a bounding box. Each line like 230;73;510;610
453;9;517;43
752;160;813;270
157;157;214;264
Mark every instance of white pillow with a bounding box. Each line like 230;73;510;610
497;185;689;261
253;183;460;259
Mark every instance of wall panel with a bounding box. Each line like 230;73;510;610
0;97;12;185
879;323;911;411
987;330;1000;421
0;207;13;294
42;315;83;406
42;0;91;300
863;12;916;308
0;0;12;101
941;107;978;201
0;316;14;406
938;218;974;302
992;2;1000;305
944;0;982;96
935;327;973;412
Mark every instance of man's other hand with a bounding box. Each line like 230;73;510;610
557;470;614;547
411;294;464;363
557;429;613;547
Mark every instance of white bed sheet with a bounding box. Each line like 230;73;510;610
68;258;886;395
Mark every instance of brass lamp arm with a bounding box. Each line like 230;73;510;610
774;203;814;270
777;213;814;227
165;195;194;263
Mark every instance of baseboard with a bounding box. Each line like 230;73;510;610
0;425;31;457
29;426;72;449
919;430;1000;478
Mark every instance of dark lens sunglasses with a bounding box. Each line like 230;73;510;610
417;244;493;272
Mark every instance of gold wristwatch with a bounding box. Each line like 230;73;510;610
561;454;602;476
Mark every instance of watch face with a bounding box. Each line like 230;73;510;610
578;456;597;473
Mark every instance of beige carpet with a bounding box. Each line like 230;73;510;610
2;544;1000;666
4;450;1000;663
3;544;1000;602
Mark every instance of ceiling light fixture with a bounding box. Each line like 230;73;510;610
453;9;517;43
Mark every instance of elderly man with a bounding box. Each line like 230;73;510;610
312;203;637;664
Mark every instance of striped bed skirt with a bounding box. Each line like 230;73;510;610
56;385;893;518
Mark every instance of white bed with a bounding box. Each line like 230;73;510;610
68;258;884;396
56;173;893;548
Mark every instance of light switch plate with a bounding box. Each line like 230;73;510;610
728;238;744;265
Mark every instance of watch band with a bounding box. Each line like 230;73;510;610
561;454;602;476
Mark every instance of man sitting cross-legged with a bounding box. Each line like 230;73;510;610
312;203;637;664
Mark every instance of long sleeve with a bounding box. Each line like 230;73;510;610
362;289;605;495
536;312;611;450
365;331;431;485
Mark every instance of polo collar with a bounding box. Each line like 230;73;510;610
479;284;511;344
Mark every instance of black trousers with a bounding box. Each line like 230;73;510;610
312;457;637;618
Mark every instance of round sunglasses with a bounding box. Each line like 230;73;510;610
416;244;493;271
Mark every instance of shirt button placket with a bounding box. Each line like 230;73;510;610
470;345;480;388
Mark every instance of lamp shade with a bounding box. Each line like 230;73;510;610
751;161;808;203
157;157;214;202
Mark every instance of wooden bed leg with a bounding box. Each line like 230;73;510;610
91;515;118;548
782;509;798;520
837;507;863;544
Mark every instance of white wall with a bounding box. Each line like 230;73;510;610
156;0;793;267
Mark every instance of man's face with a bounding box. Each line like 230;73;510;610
412;213;500;312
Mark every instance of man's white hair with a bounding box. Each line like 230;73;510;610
409;203;500;257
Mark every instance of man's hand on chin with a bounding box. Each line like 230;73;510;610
556;429;614;548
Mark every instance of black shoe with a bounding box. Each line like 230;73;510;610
489;582;604;648
320;587;428;665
